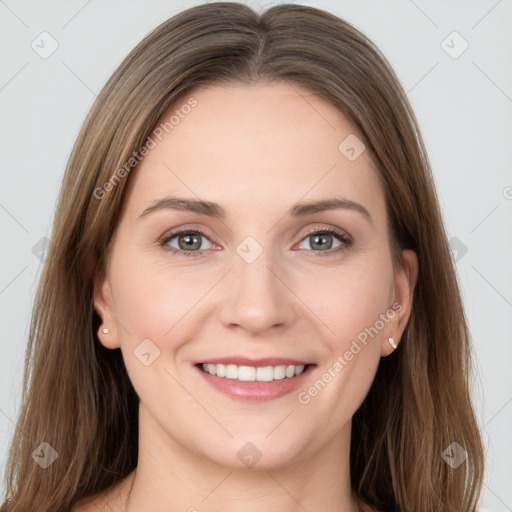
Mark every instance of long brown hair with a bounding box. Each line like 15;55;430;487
1;3;483;511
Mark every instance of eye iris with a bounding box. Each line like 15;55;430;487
311;233;333;250
172;231;340;252
178;233;201;251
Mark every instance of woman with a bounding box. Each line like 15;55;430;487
1;2;484;511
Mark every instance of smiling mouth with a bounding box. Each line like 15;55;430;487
197;363;312;382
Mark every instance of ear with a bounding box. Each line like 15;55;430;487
94;269;121;349
381;249;418;356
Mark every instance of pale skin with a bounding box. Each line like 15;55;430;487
75;81;418;511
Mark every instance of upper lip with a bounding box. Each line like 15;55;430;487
195;357;313;367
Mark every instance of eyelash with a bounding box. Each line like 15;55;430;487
159;226;353;258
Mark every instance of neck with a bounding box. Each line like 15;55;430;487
126;404;361;512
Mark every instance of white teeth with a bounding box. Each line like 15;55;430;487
225;364;238;379
201;363;308;381
237;366;256;381
273;365;286;380
256;366;274;382
216;364;226;377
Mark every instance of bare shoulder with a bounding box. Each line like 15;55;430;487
72;472;135;512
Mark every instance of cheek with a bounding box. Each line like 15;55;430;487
291;257;393;433
297;257;394;351
110;253;214;341
292;256;392;399
109;257;204;405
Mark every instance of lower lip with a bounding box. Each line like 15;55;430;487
194;364;315;402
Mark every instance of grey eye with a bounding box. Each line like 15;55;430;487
299;233;342;251
166;232;213;252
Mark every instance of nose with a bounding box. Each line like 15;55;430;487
218;249;297;336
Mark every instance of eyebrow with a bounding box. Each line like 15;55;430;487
138;195;373;224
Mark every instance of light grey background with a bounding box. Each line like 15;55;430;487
1;0;511;509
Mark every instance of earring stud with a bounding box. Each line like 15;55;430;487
387;337;397;350
102;328;109;334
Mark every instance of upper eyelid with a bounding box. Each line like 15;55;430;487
300;225;351;240
160;226;211;243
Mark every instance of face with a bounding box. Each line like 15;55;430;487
95;81;417;470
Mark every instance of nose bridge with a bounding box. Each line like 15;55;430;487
218;237;295;333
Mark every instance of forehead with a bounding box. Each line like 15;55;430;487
122;81;383;218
